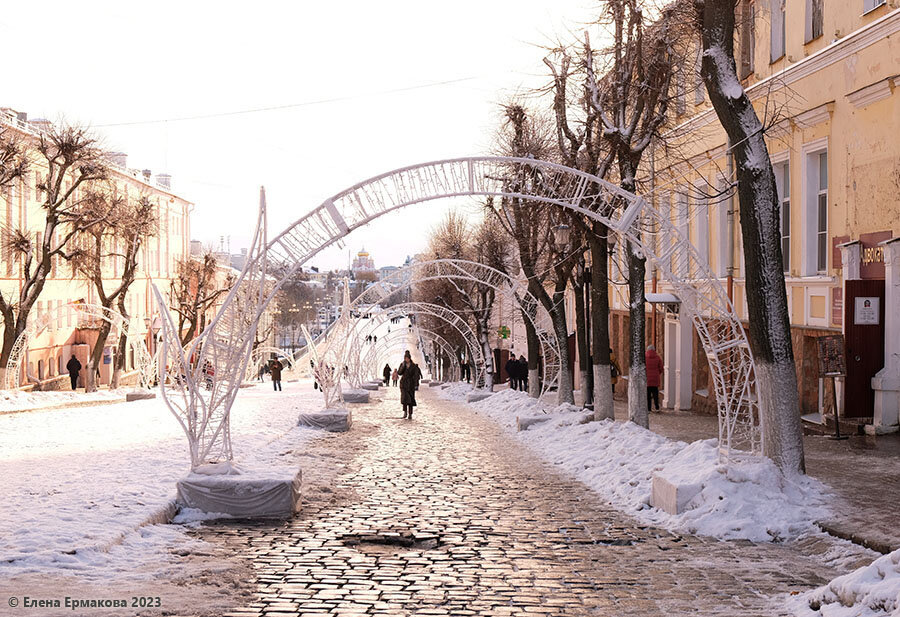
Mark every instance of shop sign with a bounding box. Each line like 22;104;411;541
497;325;510;339
831;287;842;326
854;297;880;325
860;231;892;279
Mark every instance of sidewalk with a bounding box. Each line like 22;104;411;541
609;398;900;554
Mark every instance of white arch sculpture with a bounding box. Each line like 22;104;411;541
336;258;562;394
246;345;295;380
5;302;154;390
348;304;485;387
369;327;460;382
164;157;761;469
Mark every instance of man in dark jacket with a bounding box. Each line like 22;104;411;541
382;363;392;386
270;358;283;392
66;355;82;390
397;350;422;419
505;353;518;390
518;355;529;392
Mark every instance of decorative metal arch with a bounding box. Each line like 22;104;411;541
5;302;154;390
370;327;460;382
168;156;761;468
339;258;562;394
246;345;295;380
344;303;486;388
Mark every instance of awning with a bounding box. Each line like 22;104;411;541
645;292;681;304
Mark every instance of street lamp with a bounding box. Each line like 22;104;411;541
552;223;571;250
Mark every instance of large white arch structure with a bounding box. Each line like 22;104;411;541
5;302;154;390
340;258;562;393
166;157;761;469
346;303;486;388
371;327;461;381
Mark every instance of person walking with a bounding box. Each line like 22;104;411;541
397;350;422;419
645;345;663;411
518;355;529;392
609;348;622;396
505;353;518;390
383;363;392;386
270;358;283;392
391;367;399;387
66;354;82;391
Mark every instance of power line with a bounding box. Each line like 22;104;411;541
95;76;485;128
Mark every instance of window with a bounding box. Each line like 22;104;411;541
806;0;823;42
676;68;686;115
693;45;705;104
693;182;710;268
864;0;886;13
740;1;757;79
774;162;791;273
770;0;785;62
816;153;828;273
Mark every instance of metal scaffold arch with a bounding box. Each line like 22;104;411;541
342;303;486;388
246;345;295;380
5;302;154;390
369;327;460;382
164;157;761;469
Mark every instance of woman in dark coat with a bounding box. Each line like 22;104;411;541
382;363;392;386
396;350;422;419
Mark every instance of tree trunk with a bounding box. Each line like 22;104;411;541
573;272;590;407
696;0;805;474
550;306;574;405
589;231;615;420
476;314;494;390
522;310;541;398
85;318;114;393
626;240;649;427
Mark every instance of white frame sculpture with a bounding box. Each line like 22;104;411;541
5;301;154;390
164;156;761;468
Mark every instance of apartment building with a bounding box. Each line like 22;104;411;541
0;109;192;389
633;1;900;432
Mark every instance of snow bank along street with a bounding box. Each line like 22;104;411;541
0;381;322;581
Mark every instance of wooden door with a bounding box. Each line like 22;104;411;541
843;279;886;418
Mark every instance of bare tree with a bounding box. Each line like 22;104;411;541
70;192;158;390
170;251;234;347
585;0;681;427
488;104;578;405
693;0;805;474
0;123;108;387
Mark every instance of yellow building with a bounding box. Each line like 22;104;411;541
0;109;192;389
644;1;900;432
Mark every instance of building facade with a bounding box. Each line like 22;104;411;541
640;1;900;432
0;110;192;389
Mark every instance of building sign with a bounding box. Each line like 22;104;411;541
831;287;842;326
816;335;846;376
860;231;891;279
854;297;880;325
497;325;510;339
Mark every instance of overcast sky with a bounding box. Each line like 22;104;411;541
2;0;595;270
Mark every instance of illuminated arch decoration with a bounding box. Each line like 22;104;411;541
246;345;295;381
165;157;761;469
5;302;154;390
368;326;460;382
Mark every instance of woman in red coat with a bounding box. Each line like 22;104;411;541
645;345;663;411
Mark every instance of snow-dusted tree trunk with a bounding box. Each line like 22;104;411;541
522;311;541;398
626;238;649;427
476;314;494;390
572;267;591;406
590;231;615;420
549;307;574;405
696;0;805;474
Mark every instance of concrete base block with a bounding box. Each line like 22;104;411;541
176;465;301;519
361;383;380;391
864;423;899;436
517;415;551;431
420;379;431;384
428;381;443;388
343;389;370;404
466;391;493;403
126;391;157;401
650;473;702;515
298;408;352;432
440;383;451;390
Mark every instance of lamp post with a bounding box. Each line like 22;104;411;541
552;223;571;251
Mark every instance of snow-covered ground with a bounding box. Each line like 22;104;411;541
790;549;900;617
0;379;324;579
0;388;127;413
439;385;830;543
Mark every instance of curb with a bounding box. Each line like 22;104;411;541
816;521;897;555
0;396;128;416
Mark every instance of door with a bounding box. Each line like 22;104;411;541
843;279;886;418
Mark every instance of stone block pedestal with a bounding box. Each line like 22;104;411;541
298;408;352;432
650;473;702;515
176;464;301;519
343;389;370;404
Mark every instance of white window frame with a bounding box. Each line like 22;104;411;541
770;0;785;62
801;138;828;276
772;151;790;274
805;0;824;43
863;0;887;14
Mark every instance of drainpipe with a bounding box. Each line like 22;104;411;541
726;138;735;305
650;145;658;349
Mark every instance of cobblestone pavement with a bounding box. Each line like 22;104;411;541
197;386;854;617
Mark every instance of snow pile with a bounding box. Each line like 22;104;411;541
468;389;829;542
0;380;323;577
0;388;126;413
790;549;900;616
436;381;474;401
